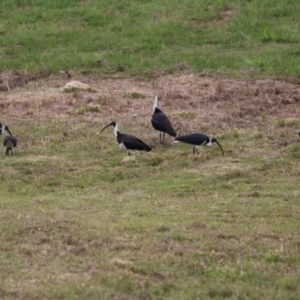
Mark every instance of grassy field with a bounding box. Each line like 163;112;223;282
1;74;300;299
1;1;300;299
1;0;300;77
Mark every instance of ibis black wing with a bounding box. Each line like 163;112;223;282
151;108;176;137
175;133;208;146
122;134;151;152
3;136;17;147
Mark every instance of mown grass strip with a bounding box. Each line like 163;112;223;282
1;0;300;77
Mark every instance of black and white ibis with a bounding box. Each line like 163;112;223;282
174;133;224;155
3;136;18;155
1;123;17;155
0;123;12;136
100;121;151;155
151;96;176;144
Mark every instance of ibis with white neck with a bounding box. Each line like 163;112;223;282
100;121;151;155
151;96;176;144
1;123;17;155
174;133;224;155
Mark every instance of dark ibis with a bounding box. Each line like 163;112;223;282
151;96;176;144
3;136;18;155
174;133;224;155
0;123;12;136
100;121;151;155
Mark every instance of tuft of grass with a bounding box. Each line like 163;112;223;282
123;91;146;99
64;87;81;93
173;111;196;120
76;107;85;115
276;118;300;128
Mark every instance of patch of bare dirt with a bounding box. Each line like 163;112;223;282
1;71;300;135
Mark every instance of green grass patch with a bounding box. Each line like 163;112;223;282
0;0;300;77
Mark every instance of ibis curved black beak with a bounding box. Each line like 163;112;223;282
5;126;12;136
213;138;224;156
100;121;115;134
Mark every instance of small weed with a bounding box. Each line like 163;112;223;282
276;118;300;128
288;144;300;159
146;156;164;166
174;111;196;120
77;107;85;115
65;87;81;93
157;225;170;232
279;277;299;291
85;106;101;113
208;288;233;298
265;255;280;263
123;91;146;99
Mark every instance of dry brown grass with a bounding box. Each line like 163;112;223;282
2;71;300;135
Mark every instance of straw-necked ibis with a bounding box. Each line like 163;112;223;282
174;133;224;155
101;121;151;155
3;136;18;155
151;96;176;144
0;123;12;136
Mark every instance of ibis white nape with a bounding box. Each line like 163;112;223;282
153;95;159;111
206;139;213;146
